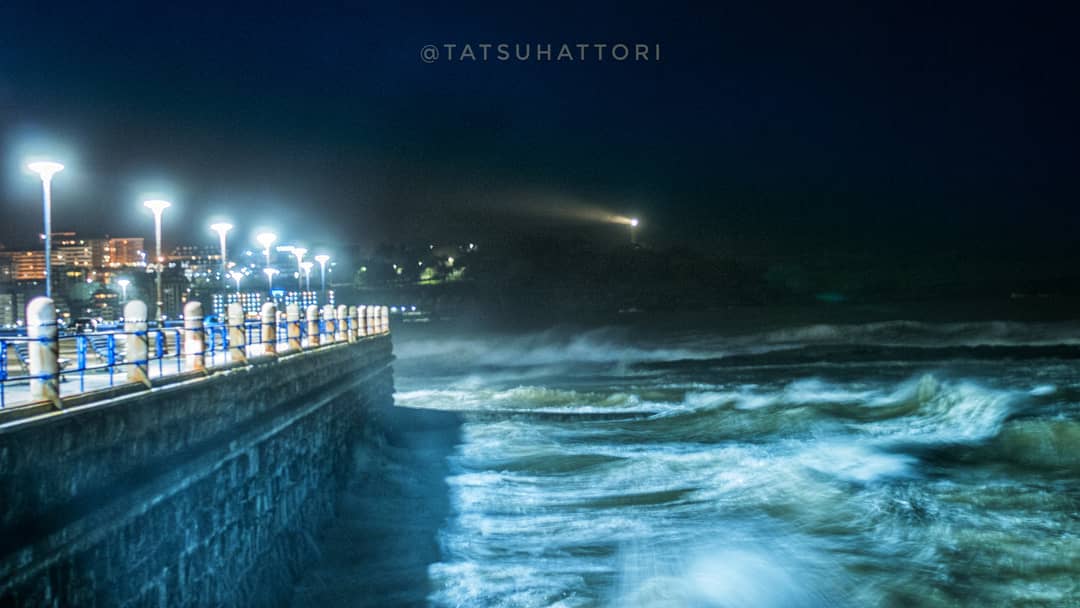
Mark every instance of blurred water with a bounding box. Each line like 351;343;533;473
393;321;1080;607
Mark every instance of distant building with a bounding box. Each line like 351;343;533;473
106;237;145;267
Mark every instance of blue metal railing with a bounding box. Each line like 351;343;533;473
0;309;387;409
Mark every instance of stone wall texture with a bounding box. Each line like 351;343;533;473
0;335;394;607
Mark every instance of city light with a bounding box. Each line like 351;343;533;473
26;160;65;298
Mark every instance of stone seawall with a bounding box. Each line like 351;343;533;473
0;335;394;607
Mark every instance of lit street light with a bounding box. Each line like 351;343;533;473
209;222;233;279
291;247;307;289
262;267;279;295
116;278;130;302
314;254;330;300
229;270;245;292
629;217;640;244
300;261;314;291
256;232;277;267
143;199;172;321
26;160;65;298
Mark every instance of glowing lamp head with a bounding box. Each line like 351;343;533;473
630;218;639;227
314;254;330;265
262;267;279;278
116;279;130;288
143;199;172;215
292;247;308;257
27;161;65;181
256;232;277;249
229;271;245;282
210;222;233;235
301;261;314;273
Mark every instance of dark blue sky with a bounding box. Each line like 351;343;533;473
1;1;1077;264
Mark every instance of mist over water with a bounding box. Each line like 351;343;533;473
393;320;1080;607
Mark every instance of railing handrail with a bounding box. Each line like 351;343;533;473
1;299;390;409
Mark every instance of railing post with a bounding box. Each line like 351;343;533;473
125;299;150;387
336;304;348;342
357;305;367;337
26;296;59;406
365;305;376;336
183;301;206;372
347;305;358;342
306;304;321;347
228;302;247;363
261;302;277;356
380;305;390;334
287;303;301;351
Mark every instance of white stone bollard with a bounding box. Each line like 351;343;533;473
183;301;206;372
228;303;247;363
125;300;150;386
261;302;277;356
322;304;336;344
347;306;358;342
286;303;302;351
306;304;321;347
26;297;59;404
336;304;348;342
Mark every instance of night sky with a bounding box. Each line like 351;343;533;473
1;2;1077;270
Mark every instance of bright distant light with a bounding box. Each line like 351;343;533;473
116;279;130;287
27;160;64;181
209;222;233;235
263;267;279;277
630;217;639;227
143;199;172;214
256;232;277;249
314;254;330;264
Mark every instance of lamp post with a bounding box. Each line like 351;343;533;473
629;217;639;244
229;270;244;293
209;222;233;279
314;254;330;300
263;267;279;295
300;261;314;291
26;161;64;298
256;232;277;267
143;199;172;321
117;278;130;302
291;247;307;290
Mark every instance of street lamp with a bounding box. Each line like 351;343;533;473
291;247;307;290
256;232;277;267
209;222;233;279
229;270;245;292
26;160;64;298
262;267;279;295
314;254;330;300
629;217;640;244
300;261;314;291
143;199;172;321
116;278;130;302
